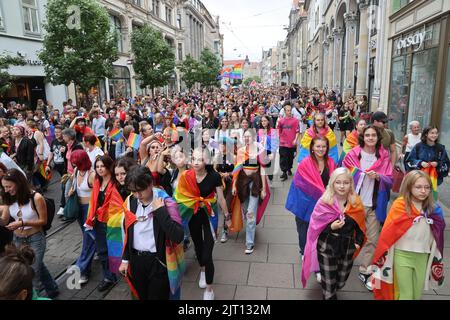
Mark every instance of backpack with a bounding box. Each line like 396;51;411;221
30;192;56;233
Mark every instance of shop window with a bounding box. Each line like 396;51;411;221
109;66;131;100
388;55;411;140
22;0;40;34
407;47;438;131
440;46;450;153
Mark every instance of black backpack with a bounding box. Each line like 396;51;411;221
31;192;56;233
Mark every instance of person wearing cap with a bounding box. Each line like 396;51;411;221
372;111;397;167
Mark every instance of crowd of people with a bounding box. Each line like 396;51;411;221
0;85;448;300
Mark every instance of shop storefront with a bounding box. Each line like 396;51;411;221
108;65;131;100
388;19;442;141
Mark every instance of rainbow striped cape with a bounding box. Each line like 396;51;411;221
174;169;219;235
297;127;339;164
286;156;336;222
342;146;393;223
85;180;125;275
302;195;366;288
372;198;445;300
123;188;185;298
421;166;438;201
338;130;359;165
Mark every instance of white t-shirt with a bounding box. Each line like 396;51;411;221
359;149;377;207
86;147;104;169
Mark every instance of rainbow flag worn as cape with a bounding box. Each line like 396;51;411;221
123;188;185;298
342;146;393;223
301;196;366;288
127;133;142;150
85;180;125;274
372;197;445;300
421;166;438;201
108;128;123;142
286;156;337;222
174;169;219;235
338;130;359;165
297;126;339;164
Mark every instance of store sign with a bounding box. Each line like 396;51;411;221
26;59;43;66
396;32;425;51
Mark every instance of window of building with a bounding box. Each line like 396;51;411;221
440;46;450;153
178;43;183;60
22;0;40;34
0;3;5;30
152;0;160;18
110;15;124;53
109;66;131;100
177;13;182;29
132;0;142;7
392;0;411;14
166;6;172;25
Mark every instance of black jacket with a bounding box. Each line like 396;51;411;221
122;197;184;264
12;137;35;171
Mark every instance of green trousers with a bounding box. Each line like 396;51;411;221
394;249;429;300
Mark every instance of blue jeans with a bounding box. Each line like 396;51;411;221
295;217;309;255
242;182;258;247
76;204;96;277
14;231;59;296
94;221;117;282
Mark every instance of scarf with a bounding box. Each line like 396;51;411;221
372;197;445;300
301;196;366;288
123;188;185;298
342;146;393;222
297;126;339;164
286;156;336;221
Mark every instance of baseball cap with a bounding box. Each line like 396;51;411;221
372;111;388;123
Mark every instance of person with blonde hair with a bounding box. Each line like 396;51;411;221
372;170;445;300
301;167;366;300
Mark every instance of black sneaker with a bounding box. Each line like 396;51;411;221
97;279;115;292
287;170;293;176
358;273;373;292
280;173;288;181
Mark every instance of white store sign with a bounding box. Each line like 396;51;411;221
396;32;425;51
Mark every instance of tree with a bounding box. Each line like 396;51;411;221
39;0;118;99
179;54;200;90
0;54;26;95
197;48;222;88
131;24;176;95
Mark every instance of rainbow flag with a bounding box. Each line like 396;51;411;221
108;128;123;142
174;169;219;234
230;63;243;79
338;130;359;165
422;166;438;201
127;132;142;150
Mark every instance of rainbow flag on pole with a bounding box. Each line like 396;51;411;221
230;63;243;79
108;128;123;142
127;132;142;150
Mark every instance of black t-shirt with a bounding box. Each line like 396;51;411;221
321;166;330;188
197;171;222;197
50;139;67;164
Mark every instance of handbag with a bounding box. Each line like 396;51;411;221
392;167;405;193
64;171;80;220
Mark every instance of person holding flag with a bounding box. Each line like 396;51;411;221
372;170;445;300
342;125;393;291
405;126;450;200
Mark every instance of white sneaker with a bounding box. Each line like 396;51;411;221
198;271;207;289
315;272;322;284
56;207;64;216
220;231;228;243
245;245;254;254
78;275;89;285
203;289;214;300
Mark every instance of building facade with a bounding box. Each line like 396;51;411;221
0;0;223;109
0;0;67;109
385;0;450;148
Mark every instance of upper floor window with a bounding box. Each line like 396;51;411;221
166;6;172;25
178;43;183;60
0;4;5;30
110;15;124;53
152;0;160;18
132;0;142;7
392;0;412;14
177;13;182;29
22;0;40;34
